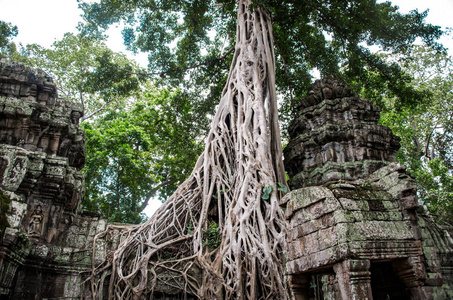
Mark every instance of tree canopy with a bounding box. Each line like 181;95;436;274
1;0;448;225
14;33;144;120
379;45;453;221
82;86;204;223
79;0;444;118
0;20;18;56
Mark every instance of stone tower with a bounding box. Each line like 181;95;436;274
0;60;115;299
284;76;401;189
282;77;453;300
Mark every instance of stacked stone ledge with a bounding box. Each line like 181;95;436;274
0;60;192;299
0;60;117;299
283;77;453;300
0;58;57;106
284;76;401;189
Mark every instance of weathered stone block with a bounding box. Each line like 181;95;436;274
332;187;391;201
350;210;403;222
7;199;27;228
333;210;356;223
345;220;413;241
318;227;339;250
280;186;334;207
0;145;29;192
337;197;369;211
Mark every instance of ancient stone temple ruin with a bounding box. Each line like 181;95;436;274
282;77;453;299
0;61;452;299
0;60;121;299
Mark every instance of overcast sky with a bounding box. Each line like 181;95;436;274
0;0;452;58
0;0;451;217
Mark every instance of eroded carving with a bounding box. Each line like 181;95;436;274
28;205;43;236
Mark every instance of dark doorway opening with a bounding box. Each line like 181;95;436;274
370;261;410;300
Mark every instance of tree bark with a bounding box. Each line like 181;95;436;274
88;0;289;298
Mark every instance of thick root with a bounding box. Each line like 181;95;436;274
87;1;289;299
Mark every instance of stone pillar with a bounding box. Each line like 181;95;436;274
393;257;430;300
30;124;41;149
333;259;372;300
289;274;310;300
19;118;29;144
49;128;61;156
37;130;49;152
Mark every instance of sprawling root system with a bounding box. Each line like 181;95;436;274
87;1;289;299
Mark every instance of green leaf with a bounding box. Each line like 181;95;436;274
262;185;275;200
277;182;287;193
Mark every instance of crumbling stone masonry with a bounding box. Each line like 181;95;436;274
282;77;453;300
0;59;114;299
0;61;452;299
0;60;190;299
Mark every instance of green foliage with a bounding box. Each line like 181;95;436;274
17;233;28;242
262;182;287;200
10;33;144;120
212;189;229;199
262;185;274;200
416;158;453;218
82;87;204;223
202;221;221;249
79;0;443;132
187;220;194;235
277;182;288;193
79;0;233;126
0;20;18;57
378;46;453;220
0;192;11;235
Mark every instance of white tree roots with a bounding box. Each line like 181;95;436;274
87;0;289;298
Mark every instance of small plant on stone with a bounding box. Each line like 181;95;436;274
262;182;288;200
187;220;194;235
203;221;221;249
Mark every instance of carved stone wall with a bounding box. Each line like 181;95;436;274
0;60;110;299
284;76;401;189
283;78;453;300
1;62;452;299
0;60;192;299
0;59;86;241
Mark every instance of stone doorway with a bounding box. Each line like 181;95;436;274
370;262;409;300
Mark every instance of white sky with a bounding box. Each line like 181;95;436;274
0;0;452;60
0;0;452;218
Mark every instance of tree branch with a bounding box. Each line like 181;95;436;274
140;178;179;211
81;102;108;122
130;47;234;78
424;119;440;160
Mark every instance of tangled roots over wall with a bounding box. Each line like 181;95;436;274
87;1;289;299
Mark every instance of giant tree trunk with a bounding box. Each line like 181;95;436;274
88;0;289;298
